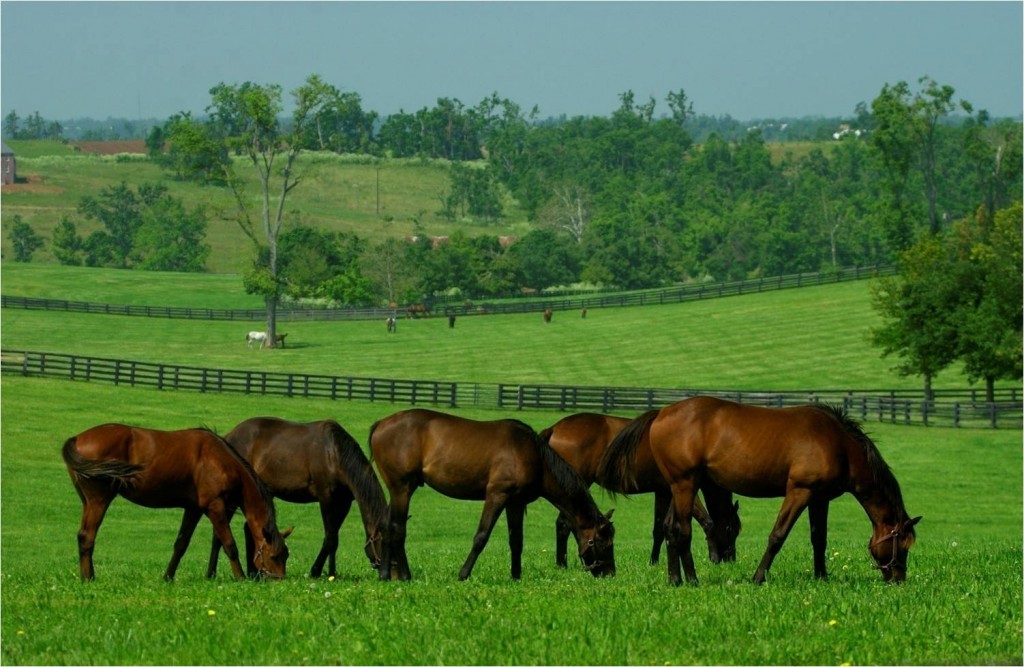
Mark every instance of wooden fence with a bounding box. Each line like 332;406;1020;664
496;384;1022;429
0;264;897;322
1;350;457;407
3;350;1019;429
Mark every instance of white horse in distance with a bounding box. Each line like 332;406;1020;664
246;331;268;349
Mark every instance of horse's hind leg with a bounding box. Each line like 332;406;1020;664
380;487;413;581
665;477;700;586
164;508;203;581
506;502;526;580
650;490;671;565
554;509;573;568
71;480;116;581
808;499;830;580
458;491;511;581
752;487;812;584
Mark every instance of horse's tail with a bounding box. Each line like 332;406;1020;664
596;409;660;497
61;436;143;490
366;419;384;463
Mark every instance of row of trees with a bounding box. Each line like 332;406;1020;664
3;110;63;141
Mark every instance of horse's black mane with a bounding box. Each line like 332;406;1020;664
327;421;388;521
531;423;601;517
813;404;910;521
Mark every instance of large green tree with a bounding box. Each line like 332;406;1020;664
951;203;1023;399
870;202;1022;399
204;75;341;347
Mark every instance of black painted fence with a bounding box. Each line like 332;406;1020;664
4;350;1019;429
0;264;897;322
2;350;457;407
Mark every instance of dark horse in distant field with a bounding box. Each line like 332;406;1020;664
369;409;616;581
598;397;920;585
541;412;740;567
62;424;291;581
207;417;388;579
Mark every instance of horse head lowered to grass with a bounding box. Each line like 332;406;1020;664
597;397;920;586
369;409;616;581
207;417;388;579
62;424;291;581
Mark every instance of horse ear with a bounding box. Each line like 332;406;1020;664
281;526;294;539
604;509;615;522
733;501;740;512
905;516;922;530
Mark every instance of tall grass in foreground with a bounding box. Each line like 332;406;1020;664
2;376;1020;665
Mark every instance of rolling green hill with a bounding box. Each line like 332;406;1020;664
1;141;532;272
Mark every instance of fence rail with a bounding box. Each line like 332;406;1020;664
1;350;457;408
0;264;897;322
3;350;1019;429
496;383;1022;429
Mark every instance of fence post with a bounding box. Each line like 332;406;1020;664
954;402;961;428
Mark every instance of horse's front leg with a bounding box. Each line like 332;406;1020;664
311;494;351;578
554;509;574;568
752;487;812;584
458;492;510;581
165;508;203;581
808;499;830;580
206;501;245;580
205;506;237;579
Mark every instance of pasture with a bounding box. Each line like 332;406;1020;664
1;265;1021;664
2;266;1015;394
1;376;1021;665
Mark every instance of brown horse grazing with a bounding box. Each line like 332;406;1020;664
369;409;615;581
540;412;740;567
207;417;388;579
62;424;291;581
598;397;920;586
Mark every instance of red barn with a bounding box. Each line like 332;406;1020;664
1;141;15;185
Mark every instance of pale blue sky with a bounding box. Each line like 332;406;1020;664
2;1;1021;122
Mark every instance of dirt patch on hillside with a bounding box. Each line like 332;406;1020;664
1;174;63;194
72;141;147;155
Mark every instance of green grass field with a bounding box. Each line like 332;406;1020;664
2;376;1020;665
1;263;1021;664
1;264;1013;394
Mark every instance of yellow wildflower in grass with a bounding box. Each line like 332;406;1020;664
828;619;838;627
207;609;217;617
